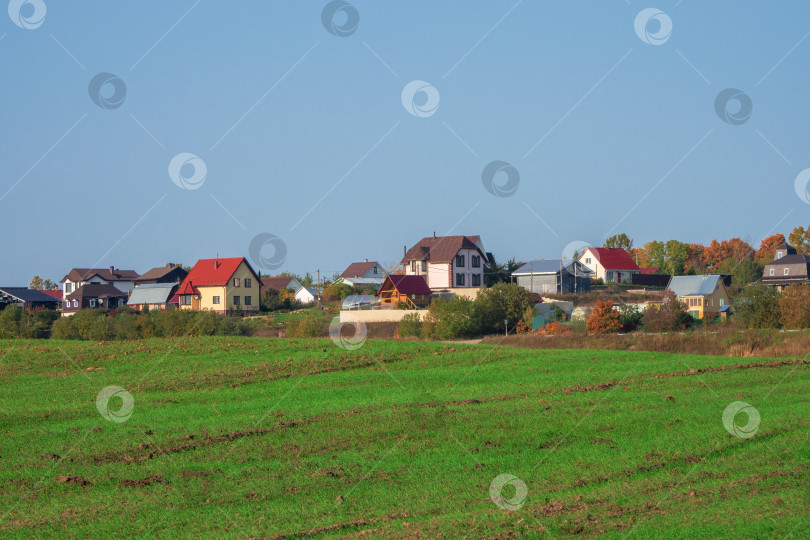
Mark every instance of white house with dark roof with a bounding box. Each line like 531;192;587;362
61;267;139;302
401;234;487;289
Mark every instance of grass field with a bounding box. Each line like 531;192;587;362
0;337;807;538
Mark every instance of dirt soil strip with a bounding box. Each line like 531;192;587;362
93;358;807;464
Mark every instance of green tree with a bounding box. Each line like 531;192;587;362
604;233;633;250
29;276;44;290
788;226;810;254
484;256;520;287
640;241;666;269
475;283;535;334
734;285;781;329
663;240;689;275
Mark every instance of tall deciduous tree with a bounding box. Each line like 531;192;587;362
755;234;786;263
788;226;810;254
779;284;810;328
604;233;633;250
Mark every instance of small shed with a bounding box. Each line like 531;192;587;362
295;286;320;305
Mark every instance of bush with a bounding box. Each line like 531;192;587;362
475;283;535;335
642;290;691;332
734;285;781;329
423;297;481;340
618;304;643;331
291;314;323;338
779;284;810;329
51;316;80;340
0;306;23;338
321;283;353;303
398;313;422;338
586;300;621;334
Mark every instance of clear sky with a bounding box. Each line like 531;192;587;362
1;1;809;284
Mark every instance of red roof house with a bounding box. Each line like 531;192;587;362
176;257;261;313
578;247;640;284
379;275;432;308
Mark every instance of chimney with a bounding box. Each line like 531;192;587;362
167;263;174;268
404;245;407;257
433;231;436;238
109;266;114;274
364;258;368;263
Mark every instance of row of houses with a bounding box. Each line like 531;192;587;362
2;235;808;318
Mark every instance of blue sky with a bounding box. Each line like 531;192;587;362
1;1;809;284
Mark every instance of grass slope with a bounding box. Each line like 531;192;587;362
0;338;807;538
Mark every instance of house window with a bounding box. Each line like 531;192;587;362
65;283;72;293
455;255;465;267
411;261;417;273
245;296;251;306
456;273;465;286
784;268;789;275
472;255;481;268
776;251;784;258
118;299;123;306
586;258;592;264
373;266;378;274
421;261;427;272
472;274;481;286
213;296;220;304
90;299;96;307
72;300;78;308
233;278;240;287
244;278;251;288
233;296;240;305
180;296;191;305
720;298;724;306
770;268;775;276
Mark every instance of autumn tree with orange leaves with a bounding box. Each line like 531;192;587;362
586;300;622;334
755;234;787;263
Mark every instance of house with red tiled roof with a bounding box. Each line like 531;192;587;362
379;275;432;308
176;257;261;313
578;247;640;284
400;234;486;289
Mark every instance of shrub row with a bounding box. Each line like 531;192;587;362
0;306;251;341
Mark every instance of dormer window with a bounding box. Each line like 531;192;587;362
784;268;789;275
770;269;775;276
89;299;96;308
776;251;784;258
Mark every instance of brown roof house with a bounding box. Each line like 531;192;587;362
134;264;188;285
336;260;387;287
401;234;487;290
260;276;302;296
62;284;128;316
61;267;139;303
760;253;810;292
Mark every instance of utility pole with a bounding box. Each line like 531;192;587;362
317;269;320;307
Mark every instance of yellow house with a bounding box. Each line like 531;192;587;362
176;257;261;314
666;275;731;319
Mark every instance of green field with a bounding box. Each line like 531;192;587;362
0;337;807;538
